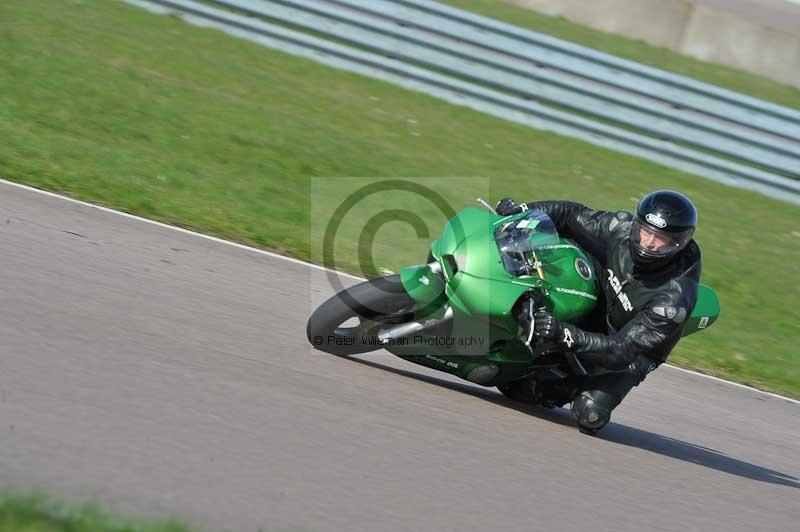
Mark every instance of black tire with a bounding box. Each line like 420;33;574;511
307;275;416;356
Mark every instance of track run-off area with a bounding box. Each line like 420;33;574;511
0;180;798;532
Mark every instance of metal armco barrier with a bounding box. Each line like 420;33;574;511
121;0;800;205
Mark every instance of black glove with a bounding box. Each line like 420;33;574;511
534;308;577;351
495;197;523;216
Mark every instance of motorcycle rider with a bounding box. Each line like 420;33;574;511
495;191;701;434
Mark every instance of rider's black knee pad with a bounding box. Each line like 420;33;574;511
571;390;619;431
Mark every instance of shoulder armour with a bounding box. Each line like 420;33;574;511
608;210;633;231
651;305;687;323
649;287;688;324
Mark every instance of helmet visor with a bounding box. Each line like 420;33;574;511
631;219;693;257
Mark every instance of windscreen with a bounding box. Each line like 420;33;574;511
494;211;560;277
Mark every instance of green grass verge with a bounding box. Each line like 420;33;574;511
443;0;800;109
0;495;188;532
1;0;798;397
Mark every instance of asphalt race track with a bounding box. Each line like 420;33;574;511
1;181;798;532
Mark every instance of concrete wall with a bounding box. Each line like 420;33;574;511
681;6;800;87
504;0;800;89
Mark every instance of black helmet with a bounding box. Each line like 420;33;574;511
630;190;696;270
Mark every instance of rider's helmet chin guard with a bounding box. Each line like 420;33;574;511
630;190;697;270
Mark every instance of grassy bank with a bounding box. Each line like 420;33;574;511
0;495;188;532
1;0;798;396
444;0;800;110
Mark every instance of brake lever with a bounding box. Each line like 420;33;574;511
523;297;536;353
523;287;587;376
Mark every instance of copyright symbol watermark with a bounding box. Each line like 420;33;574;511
318;179;471;294
308;177;492;354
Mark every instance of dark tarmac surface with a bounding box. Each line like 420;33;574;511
1;181;797;532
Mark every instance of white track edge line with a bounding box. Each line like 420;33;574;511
0;178;364;281
662;364;798;404
2;177;797;404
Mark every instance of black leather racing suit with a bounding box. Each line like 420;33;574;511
521;201;702;427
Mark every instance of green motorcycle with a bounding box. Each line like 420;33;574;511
307;201;720;406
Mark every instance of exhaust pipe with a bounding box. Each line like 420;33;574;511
377;306;453;344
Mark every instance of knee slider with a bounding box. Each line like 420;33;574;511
571;390;619;430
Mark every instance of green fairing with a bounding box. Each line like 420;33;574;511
399;265;446;319
390;207;720;386
390;208;598;385
429;207;597;318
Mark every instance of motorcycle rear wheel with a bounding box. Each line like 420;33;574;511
307;275;416;355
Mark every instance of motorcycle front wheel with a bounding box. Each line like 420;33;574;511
306;275;416;355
